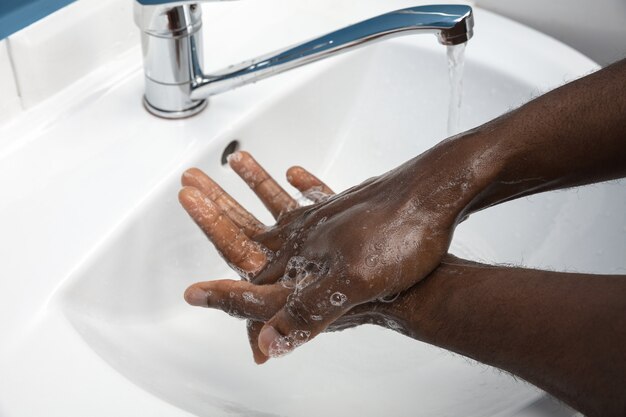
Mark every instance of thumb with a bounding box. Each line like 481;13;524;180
257;280;353;358
247;320;269;365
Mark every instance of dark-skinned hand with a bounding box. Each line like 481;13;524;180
179;150;466;362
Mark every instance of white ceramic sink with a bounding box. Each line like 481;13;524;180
1;2;620;416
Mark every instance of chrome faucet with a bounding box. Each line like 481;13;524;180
134;1;474;119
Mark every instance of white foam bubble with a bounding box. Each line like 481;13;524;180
279;256;324;291
242;291;264;305
267;329;311;358
329;292;347;307
227;151;242;163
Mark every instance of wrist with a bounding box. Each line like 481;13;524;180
405;127;512;223
381;256;471;341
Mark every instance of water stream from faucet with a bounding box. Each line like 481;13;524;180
446;43;466;137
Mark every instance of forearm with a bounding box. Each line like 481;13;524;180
402;58;626;219
469;58;626;211
388;258;626;417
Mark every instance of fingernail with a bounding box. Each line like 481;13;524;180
184;286;208;307
258;325;281;356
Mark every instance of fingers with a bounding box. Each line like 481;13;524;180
257;275;353;358
179;187;268;275
184;275;341;324
184;279;289;318
228;151;297;219
182;168;265;236
286;166;334;202
185;278;290;364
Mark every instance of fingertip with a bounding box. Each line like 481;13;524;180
178;185;201;205
181;167;203;187
253;346;270;364
227;150;250;168
226;151;240;165
179;187;216;219
258;324;282;357
184;285;208;307
247;320;271;364
286;166;304;180
254;355;270;365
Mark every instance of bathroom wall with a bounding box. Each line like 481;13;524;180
0;0;137;127
475;0;626;66
0;0;75;40
0;40;21;125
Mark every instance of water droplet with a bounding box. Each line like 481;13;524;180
330;292;347;307
267;329;311;358
292;330;311;343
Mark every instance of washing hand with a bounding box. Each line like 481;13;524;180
178;149;474;361
179;153;334;362
177;59;626;417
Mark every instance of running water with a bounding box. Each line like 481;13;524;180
446;43;466;137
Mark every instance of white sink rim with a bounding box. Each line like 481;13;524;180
0;4;602;417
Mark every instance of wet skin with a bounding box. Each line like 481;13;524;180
178;58;626;416
180;149;463;360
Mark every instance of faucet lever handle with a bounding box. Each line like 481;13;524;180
135;1;203;37
134;0;239;37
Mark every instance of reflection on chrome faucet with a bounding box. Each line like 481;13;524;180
134;2;474;119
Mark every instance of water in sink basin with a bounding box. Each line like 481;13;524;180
57;40;625;416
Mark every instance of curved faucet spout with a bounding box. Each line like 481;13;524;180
191;5;473;100
135;2;473;118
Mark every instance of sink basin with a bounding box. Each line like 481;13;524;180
0;3;617;417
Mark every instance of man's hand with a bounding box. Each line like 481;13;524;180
178;59;626;363
179;150;465;360
179;154;334;362
188;252;626;417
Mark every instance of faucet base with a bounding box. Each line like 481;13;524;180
142;96;208;119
